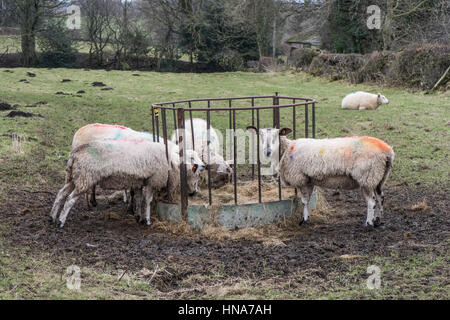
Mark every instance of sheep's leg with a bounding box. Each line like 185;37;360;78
90;185;97;207
57;190;81;228
127;188;135;215
85;194;91;210
50;183;74;223
143;186;153;226
374;187;385;227
299;184;314;226
134;189;143;223
123;190;128;203
362;188;377;228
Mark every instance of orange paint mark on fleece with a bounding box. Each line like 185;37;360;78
94;124;127;130
289;144;295;153
361;137;392;152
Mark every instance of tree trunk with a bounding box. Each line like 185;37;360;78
20;1;37;67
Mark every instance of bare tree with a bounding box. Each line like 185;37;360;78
12;0;67;66
79;0;116;66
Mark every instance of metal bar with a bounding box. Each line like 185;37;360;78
153;95;314;107
155;107;160;143
162;109;171;201
177;108;188;217
151;106;156;142
257;109;262;203
273;93;282;201
293;99;296;139
251;97;255;180
293;99;298;198
233;109;237;205
173;103;178;144
207;103;212;206
305;102;309;138
154;101;313;112
189;101;195;150
273;92;280;128
228;99;232;163
312;102;316;139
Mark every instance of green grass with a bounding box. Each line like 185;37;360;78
0;68;448;299
0;68;448;195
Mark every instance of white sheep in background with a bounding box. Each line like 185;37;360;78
247;126;395;228
72;123;203;207
171;118;232;188
341;92;389;110
50;138;205;228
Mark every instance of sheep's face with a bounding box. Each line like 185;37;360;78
186;161;206;196
247;127;280;161
378;94;389;105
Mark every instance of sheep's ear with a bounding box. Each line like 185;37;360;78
378;93;381;98
192;164;198;173
246;126;258;135
280;128;292;136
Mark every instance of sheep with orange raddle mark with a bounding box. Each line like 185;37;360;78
247;127;395;228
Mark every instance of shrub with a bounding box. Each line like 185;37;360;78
359;51;396;83
38;19;77;68
215;50;244;71
308;53;364;83
387;44;450;89
289;48;319;68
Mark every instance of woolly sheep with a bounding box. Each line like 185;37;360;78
50;139;204;228
72;123;203;207
247;126;395;228
341;92;389;110
171;118;233;188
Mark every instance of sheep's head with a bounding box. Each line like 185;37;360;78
246;127;279;160
207;154;233;188
186;161;206;196
377;93;389;105
247;126;292;159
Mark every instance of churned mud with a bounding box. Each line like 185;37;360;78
0;184;448;298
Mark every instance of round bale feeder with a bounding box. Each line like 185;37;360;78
151;94;317;230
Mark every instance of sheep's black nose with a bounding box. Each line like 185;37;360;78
266;151;271;157
189;191;197;196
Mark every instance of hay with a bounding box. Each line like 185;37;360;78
190;180;297;206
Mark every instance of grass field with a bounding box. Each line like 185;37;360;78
0;68;448;299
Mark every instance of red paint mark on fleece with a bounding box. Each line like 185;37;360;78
361;136;392;152
112;139;145;144
94;124;127;130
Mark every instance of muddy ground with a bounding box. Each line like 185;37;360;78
0;185;448;298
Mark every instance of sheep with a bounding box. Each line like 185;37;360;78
247;126;394;228
171;118;233;188
72;123;203;207
341;92;389;110
50;138;205;228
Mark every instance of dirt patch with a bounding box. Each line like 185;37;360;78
5;111;43;118
92;82;106;87
0;184;448;297
0;102;14;111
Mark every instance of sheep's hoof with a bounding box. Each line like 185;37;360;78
146;220;151;227
299;217;308;226
48;216;55;224
90;200;97;207
57;220;65;229
373;217;382;228
364;222;375;231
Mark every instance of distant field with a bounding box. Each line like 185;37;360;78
0;68;448;299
